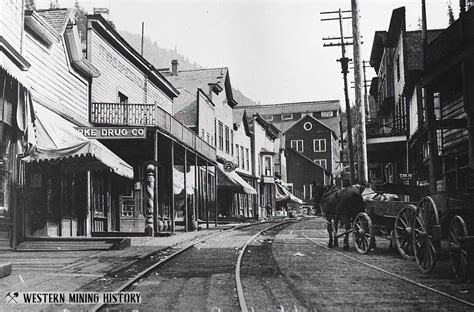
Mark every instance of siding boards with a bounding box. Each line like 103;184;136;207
89;29;173;113
441;95;468;156
0;1;23;52
24;32;89;125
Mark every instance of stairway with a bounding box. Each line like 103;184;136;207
15;237;130;251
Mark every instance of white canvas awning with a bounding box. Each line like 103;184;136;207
23;102;134;179
217;163;257;194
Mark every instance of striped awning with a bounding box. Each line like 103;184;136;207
23;101;134;179
217;163;257;194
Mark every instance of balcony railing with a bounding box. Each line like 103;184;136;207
366;116;407;139
91;102;216;161
426;8;474;66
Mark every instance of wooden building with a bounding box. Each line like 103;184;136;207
0;0;35;249
284;114;335;202
368;7;442;187
164;64;257;219
86;15;217;233
19;8;136;241
418;5;474;194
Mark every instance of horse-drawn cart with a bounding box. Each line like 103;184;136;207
352;184;474;282
411;193;474;281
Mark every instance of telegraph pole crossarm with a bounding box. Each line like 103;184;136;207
321;8;356;185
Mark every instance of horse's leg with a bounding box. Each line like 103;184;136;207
326;217;333;248
342;216;350;250
333;216;339;248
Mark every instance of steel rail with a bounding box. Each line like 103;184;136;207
301;226;474;309
235;220;295;312
91;221;275;312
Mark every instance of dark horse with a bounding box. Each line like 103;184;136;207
313;182;365;250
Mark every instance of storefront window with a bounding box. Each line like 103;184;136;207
0;123;12;219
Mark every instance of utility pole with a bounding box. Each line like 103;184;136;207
351;0;368;185
321;9;355;185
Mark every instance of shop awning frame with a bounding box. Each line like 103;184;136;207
23;101;134;179
217;163;257;194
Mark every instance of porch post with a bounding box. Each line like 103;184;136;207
461;60;474;170
171;141;175;234
144;164;154;236
184;148;188;232
424;87;437;194
206;162;209;229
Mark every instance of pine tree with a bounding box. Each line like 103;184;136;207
448;1;455;24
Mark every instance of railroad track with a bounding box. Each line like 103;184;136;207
92;220;294;311
300;223;474;310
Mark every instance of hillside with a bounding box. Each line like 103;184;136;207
119;30;259;107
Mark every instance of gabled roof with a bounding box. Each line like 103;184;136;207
283;114;336;137
166;67;237;107
286;147;330;175
237;100;340;115
36;8;71;35
254;113;280;139
174;99;197;128
386;7;405;47
233;109;251;137
369;31;387;72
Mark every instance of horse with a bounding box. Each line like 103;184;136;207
313;182;365;250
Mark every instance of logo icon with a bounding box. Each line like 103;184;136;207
223;161;235;172
6;292;19;303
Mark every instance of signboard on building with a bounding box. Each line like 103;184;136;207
76;127;147;139
399;173;413;180
223;161;235;172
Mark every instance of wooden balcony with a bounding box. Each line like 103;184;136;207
91;102;216;161
426;8;474;66
366;116;407;139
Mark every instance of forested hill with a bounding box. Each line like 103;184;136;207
119;30;259;107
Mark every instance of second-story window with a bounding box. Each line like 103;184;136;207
230;130;234;156
282;113;293;120
118;92;128;104
201;129;205;139
396;56;400;81
236;144;240;167
314;159;327;169
240;146;245;169
263;156;272;176
218;122;224;150
264;115;273;121
207;133;210;144
313;139;326;152
245;148;249;171
225;126;230;154
290;140;303;152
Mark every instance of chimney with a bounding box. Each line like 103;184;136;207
25;0;36;10
93;8;110;20
171;60;179;76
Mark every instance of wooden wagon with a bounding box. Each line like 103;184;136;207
352;183;474;282
350;183;424;259
411;192;474;281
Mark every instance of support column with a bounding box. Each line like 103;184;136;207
461;60;474;169
170;141;175;234
424;87;437;194
184;149;188;233
144;164;155;236
206;162;209;229
154;131;159;233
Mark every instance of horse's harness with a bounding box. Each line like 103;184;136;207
320;187;340;205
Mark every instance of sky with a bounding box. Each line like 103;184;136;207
36;0;454;107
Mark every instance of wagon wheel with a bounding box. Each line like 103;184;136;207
394;205;417;260
353;212;374;255
413;196;440;274
449;215;471;282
